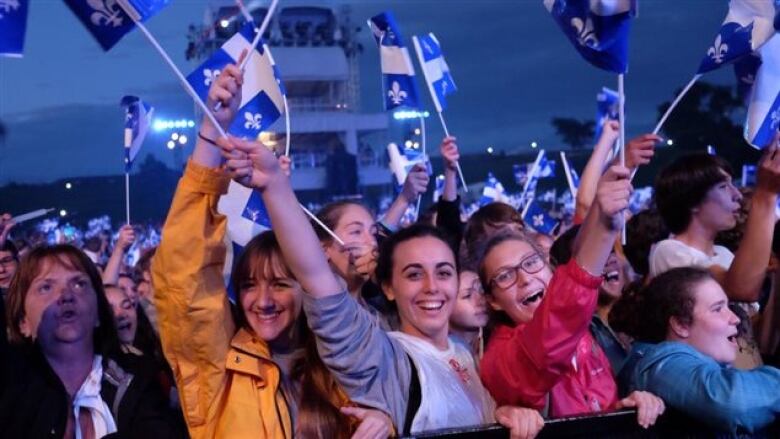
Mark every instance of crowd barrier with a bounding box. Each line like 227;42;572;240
401;409;780;438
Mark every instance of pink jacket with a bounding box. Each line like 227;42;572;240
480;260;618;418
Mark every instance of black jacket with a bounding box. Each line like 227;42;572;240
0;344;186;438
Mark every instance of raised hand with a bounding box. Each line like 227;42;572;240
204;50;246;132
625;133;661;170
0;213;15;246
595;165;632;231
440;136;460;172
278;154;292;177
401;163;430;203
755;133;780;195
218;136;283;190
115;224;136;252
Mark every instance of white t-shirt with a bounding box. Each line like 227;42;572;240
649;238;734;277
388;332;496;433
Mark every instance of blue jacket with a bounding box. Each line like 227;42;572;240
625;341;780;435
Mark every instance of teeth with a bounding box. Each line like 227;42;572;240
256;312;281;321
522;290;544;305
418;301;444;311
604;271;619;282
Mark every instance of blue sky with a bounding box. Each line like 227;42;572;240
0;0;736;184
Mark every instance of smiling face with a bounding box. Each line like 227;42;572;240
669;278;740;364
694;171;742;233
238;251;303;349
482;239;553;325
105;286;137;345
450;270;489;332
382;236;458;349
600;252;627;302
19;258;99;347
323;204;378;285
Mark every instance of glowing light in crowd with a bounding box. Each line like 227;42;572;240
404;140;413;148
153;118;197;132
487;146;494;154
220;19;230;28
393;110;430;120
178;135;188;145
414;128;421;135
167;141;176;150
171;133;179;141
59;209;67;217
65;182;72;190
531;141;538;148
666;139;674;146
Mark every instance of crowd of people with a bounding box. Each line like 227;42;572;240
2;59;780;439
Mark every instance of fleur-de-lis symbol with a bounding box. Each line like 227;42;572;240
707;34;729;64
0;0;20;19
533;214;544;228
440;80;448;94
244;112;262;130
87;0;124;28
388;81;408;105
203;69;221;86
571;17;599;49
770;109;780;130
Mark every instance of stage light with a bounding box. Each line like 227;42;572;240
65;182;72;190
178;135;188;145
487;146;494;154
531;141;538;148
171;133;179;141
59;209;67;217
666;139;674;146
220;19;230;28
393;110;430;120
167;141;176;150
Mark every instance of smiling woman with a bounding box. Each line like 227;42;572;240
0;244;183;437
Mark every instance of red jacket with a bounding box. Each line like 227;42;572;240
480;260;618;418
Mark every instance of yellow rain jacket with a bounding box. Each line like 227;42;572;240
152;161;292;439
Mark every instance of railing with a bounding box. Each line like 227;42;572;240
401;409;780;438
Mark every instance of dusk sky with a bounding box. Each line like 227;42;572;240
0;1;737;185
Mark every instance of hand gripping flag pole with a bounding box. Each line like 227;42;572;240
118;3;343;245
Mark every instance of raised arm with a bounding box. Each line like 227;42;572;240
102;225;135;285
724;140;780;301
382;164;430;230
575;121;619;221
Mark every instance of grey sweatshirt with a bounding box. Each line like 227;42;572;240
303;291;413;430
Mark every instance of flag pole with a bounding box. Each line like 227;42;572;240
414;114;427;221
436;111;468;192
125;171;131;225
618;73;627;244
519;150;545;214
282;94;291;156
128;17;344;244
653;74;701;135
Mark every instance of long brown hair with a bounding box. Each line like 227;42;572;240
314;201;373;244
5;244;121;356
233;231;355;438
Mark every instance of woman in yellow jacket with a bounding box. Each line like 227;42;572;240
151;60;393;439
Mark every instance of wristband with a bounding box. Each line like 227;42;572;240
198;131;218;146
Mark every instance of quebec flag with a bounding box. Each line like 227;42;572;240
523;200;559;235
413;33;457;113
538;156;556;178
560;151;580;195
64;0;169;51
479;173;507;206
745;34;780;149
0;0;28;57
387;142;431;186
218;182;272;301
594;87;619;139
513;163;530;188
187;23;285;139
120;95;154;172
543;0;636;74
697;0;776;74
368;12;420;110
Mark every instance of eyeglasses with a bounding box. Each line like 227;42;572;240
0;256;17;268
489;253;545;290
461;279;484;297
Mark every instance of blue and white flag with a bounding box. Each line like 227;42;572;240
594;87;619;139
218;181;273;300
543;0;636;73
368;12;420;110
479;172;507;206
120;95;154;172
706;145;717;155
0;0;29;57
64;0;169;51
560;151;580;196
734;53;762;103
187;23;285;139
412;33;457;113
433;174;445;203
745;34;780;148
697;0;776;74
513;163;531;188
538;156;556;178
523;200;559;235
